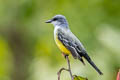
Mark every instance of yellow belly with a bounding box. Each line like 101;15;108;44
55;37;71;55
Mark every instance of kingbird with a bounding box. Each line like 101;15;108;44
45;15;103;75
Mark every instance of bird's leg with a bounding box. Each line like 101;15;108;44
65;55;74;80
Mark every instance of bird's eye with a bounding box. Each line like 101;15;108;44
53;18;57;21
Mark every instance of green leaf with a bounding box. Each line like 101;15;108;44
73;75;88;80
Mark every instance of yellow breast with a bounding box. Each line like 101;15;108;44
55;36;71;55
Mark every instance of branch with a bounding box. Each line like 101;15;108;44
57;54;88;80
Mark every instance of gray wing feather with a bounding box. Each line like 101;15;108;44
57;29;103;75
58;33;77;58
58;32;85;64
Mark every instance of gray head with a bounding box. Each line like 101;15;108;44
45;15;69;28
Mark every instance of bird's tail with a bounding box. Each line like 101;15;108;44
87;58;103;75
84;54;103;75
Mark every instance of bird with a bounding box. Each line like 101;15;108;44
45;14;103;75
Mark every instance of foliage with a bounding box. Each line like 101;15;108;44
0;0;120;80
73;75;88;80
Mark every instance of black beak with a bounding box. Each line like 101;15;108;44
45;19;52;23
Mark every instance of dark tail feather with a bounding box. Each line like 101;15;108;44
78;55;85;65
87;59;103;75
83;53;103;75
78;57;85;65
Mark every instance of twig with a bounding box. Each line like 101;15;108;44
57;68;69;80
66;55;74;80
57;54;74;80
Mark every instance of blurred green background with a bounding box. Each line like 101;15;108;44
0;0;120;80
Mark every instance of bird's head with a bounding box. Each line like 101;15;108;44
45;15;68;27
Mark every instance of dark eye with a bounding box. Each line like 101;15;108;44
53;18;58;21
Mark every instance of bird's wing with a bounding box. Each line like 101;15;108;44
57;30;103;75
57;31;85;64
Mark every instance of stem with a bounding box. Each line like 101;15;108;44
66;55;74;80
57;68;69;80
57;54;73;80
